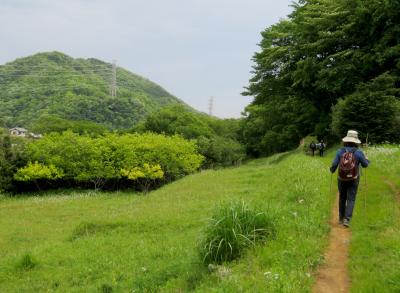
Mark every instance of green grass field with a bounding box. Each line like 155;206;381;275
347;146;400;293
0;146;399;292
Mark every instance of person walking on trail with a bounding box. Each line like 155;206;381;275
319;140;325;157
310;141;316;156
329;130;369;227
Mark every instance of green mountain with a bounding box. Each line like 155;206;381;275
0;52;185;129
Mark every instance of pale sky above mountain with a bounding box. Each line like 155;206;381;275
0;0;293;118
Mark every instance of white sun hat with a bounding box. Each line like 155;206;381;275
342;130;361;144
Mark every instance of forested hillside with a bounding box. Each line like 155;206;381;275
243;0;400;156
0;52;184;129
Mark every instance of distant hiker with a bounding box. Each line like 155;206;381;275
310;141;316;156
330;130;369;227
318;140;325;157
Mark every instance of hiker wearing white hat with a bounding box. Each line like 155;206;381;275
329;130;369;227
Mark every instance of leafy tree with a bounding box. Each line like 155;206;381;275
243;0;400;155
137;105;213;139
332;74;400;143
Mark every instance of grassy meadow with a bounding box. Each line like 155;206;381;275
347;146;400;292
0;146;399;292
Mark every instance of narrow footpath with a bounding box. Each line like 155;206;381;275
313;196;351;293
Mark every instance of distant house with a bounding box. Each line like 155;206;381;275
9;127;42;139
9;127;28;137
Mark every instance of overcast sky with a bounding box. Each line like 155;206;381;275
0;0;293;118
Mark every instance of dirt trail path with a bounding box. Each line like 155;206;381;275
312;196;351;293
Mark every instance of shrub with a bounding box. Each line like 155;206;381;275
14;162;63;181
199;201;275;265
13;131;203;191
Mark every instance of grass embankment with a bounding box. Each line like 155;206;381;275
1;146;398;292
347;146;400;292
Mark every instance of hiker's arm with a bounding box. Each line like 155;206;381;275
358;151;370;168
330;151;341;173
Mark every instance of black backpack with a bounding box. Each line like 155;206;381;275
338;149;358;181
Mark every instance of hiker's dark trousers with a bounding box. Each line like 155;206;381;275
338;178;360;221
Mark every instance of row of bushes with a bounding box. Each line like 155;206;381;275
1;131;204;192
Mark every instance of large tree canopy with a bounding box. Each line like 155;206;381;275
243;0;400;156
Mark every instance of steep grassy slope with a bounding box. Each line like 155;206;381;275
0;52;184;129
0;147;398;292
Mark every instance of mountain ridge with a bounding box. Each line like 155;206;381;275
0;51;187;129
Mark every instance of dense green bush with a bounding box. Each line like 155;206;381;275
13;131;203;191
0;130;27;192
199;201;275;265
136;105;246;167
196;136;245;168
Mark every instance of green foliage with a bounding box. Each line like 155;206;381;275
138;104;213;139
0;52;184;129
121;163;164;192
15;131;203;190
332;74;400;143
31;114;109;136
243;0;400;155
0;131;27;191
199;201;275;265
137;105;246;167
121;164;164;181
14;162;63;181
196;135;245;168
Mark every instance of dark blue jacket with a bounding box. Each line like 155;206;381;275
330;147;369;174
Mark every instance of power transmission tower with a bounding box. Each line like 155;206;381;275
208;96;214;116
111;60;117;98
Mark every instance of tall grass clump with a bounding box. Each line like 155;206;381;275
15;253;37;271
199;201;275;265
